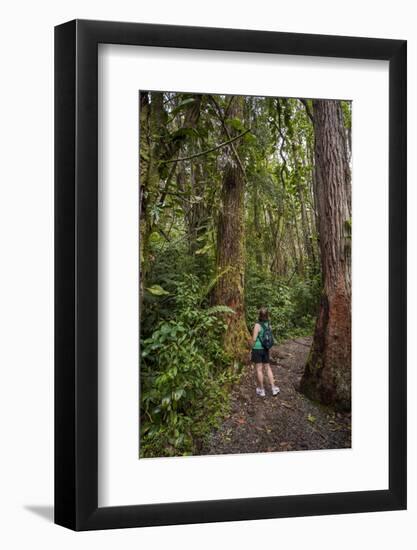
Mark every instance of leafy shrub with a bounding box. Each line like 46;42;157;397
140;237;213;337
140;274;237;457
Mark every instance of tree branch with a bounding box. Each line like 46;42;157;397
160;129;250;164
299;98;314;124
208;96;248;182
275;99;289;183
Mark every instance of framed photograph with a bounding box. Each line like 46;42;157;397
55;19;406;530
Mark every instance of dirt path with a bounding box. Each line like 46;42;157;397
202;337;351;455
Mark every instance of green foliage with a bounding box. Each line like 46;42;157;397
171;97;197;116
226;116;245;132
140;275;238;457
341;100;352;130
245;266;321;341
139;91;350;456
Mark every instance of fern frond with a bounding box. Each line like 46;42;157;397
198;266;232;302
205;305;235;316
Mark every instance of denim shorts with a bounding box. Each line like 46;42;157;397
251;348;270;364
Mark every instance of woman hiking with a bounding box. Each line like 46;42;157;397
250;307;280;397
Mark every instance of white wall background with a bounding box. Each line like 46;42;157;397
0;0;414;548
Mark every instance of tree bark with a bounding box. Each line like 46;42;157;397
139;92;165;311
212;96;250;360
139;92;151;313
300;100;351;411
253;184;264;267
292;139;316;269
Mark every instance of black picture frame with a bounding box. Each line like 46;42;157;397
55;19;407;531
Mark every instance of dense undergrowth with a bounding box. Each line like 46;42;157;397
140;242;321;458
140;271;239;458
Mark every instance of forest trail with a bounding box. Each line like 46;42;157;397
139;92;353;457
201;337;351;455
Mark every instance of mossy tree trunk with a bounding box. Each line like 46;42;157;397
139;92;165;311
300;100;351;410
212;96;250;361
187;162;207;251
181;96;207;258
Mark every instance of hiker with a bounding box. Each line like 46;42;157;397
250;307;280;397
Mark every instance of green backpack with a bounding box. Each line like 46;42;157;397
259;322;274;350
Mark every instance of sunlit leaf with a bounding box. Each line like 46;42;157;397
146;284;170;296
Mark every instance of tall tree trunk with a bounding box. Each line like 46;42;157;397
139;92;165;312
212;96;249;360
289;198;304;275
292;139;316;268
300;100;351;411
139;92;151;313
307;144;321;272
253;184;263;267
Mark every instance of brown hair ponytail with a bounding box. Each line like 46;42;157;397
258;307;269;322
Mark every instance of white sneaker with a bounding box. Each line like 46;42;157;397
256;387;266;397
272;386;280;396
